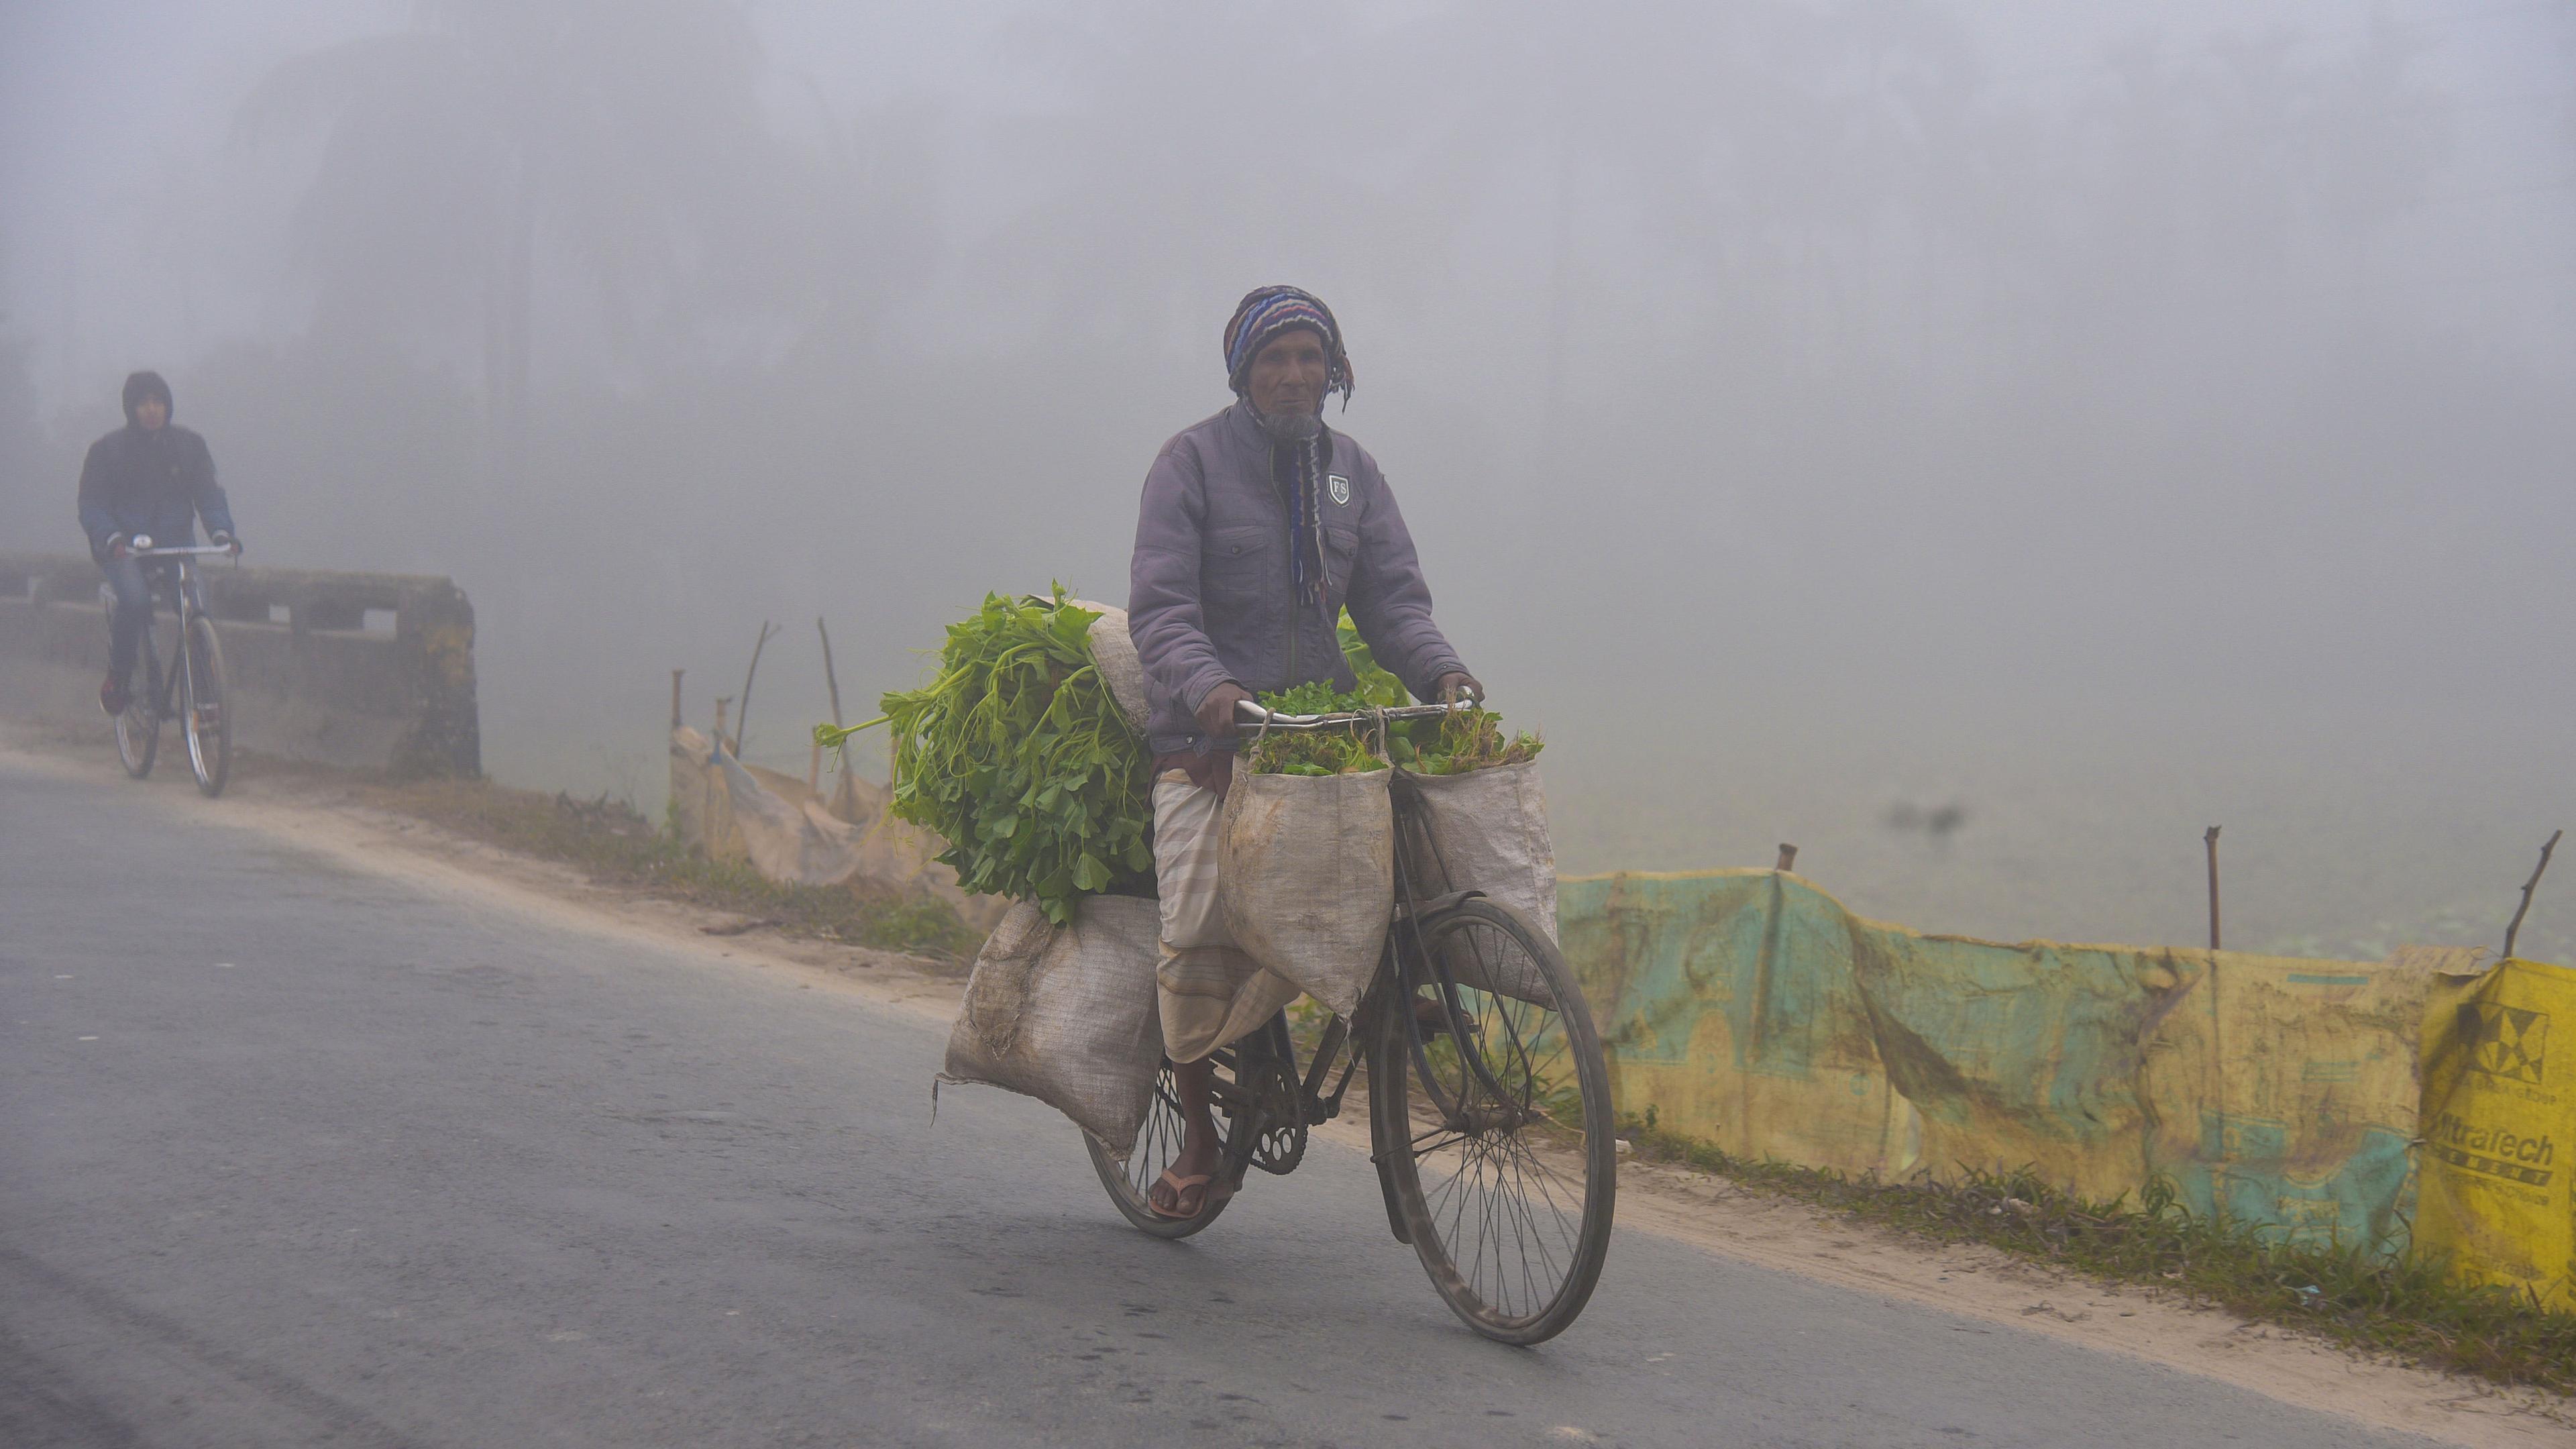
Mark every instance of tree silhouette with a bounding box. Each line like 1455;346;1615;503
238;0;798;491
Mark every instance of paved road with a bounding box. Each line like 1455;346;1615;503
1;756;2436;1449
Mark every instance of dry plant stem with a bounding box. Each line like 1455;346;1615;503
735;619;778;757
2502;828;2562;962
817;616;847;780
817;616;844;725
2206;825;2222;951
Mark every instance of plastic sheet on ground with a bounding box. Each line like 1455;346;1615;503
668;725;1006;930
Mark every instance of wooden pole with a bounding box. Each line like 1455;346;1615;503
669;669;684;729
733;620;777;759
1775;843;1798;873
2502;829;2563;963
2204;826;2222;952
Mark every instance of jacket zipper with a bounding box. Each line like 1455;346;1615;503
1283;527;1300;686
1272;444;1300;690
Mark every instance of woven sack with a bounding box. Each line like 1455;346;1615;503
1218;767;1395;1016
1407;763;1560;1008
1075;601;1152;734
942;894;1165;1157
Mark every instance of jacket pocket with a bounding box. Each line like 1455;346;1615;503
1322;524;1359;593
1202;524;1272;601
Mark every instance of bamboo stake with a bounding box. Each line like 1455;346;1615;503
2502;829;2563;963
1775;843;1799;873
669;669;684;729
2204;826;2222;952
733;620;777;759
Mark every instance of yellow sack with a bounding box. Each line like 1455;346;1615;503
2418;957;2576;1310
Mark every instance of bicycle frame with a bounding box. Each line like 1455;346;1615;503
125;543;227;716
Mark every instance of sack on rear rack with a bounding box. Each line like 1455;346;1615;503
1074;600;1152;734
1218;768;1395;1016
1406;762;1560;1008
941;894;1165;1157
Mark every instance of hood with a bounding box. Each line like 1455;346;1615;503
122;370;172;427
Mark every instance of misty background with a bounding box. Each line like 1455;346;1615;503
3;0;2571;961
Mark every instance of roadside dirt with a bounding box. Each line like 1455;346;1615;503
9;726;2567;1448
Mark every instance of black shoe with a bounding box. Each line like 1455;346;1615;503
99;674;130;718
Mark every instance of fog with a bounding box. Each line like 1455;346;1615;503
5;0;2571;959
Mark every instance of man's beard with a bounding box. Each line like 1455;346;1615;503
1253;404;1323;442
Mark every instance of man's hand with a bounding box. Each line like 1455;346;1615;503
1434;671;1484;705
105;534;130;561
1195;681;1254;739
210;531;240;557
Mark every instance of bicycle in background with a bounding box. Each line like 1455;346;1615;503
108;537;234;798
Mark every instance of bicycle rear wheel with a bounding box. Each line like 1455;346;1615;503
180;614;230;797
1085;1060;1239;1240
115;635;161;779
1372;896;1615;1345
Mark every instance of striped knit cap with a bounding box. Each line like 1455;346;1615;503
1222;285;1354;401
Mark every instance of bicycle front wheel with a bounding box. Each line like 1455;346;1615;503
115;638;161;779
1372;896;1615;1345
180;614;229;797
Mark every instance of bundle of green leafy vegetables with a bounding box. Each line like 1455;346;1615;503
810;596;1541;916
1240;661;1544;778
814;586;1152;924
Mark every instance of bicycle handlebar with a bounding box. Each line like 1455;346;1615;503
1234;698;1476;733
125;539;233;558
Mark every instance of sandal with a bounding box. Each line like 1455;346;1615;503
1147;1168;1230;1220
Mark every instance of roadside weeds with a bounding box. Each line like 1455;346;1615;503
362;774;986;964
1617;1107;2576;1399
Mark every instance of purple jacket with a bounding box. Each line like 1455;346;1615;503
1128;402;1468;753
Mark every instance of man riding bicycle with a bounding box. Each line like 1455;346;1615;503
77;371;240;717
1128;286;1480;1219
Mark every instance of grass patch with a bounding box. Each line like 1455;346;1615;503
372;776;985;964
1619;1106;2576;1395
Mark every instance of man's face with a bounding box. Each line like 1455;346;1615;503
133;398;168;431
1246;329;1329;419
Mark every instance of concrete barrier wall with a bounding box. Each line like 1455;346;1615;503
0;550;479;776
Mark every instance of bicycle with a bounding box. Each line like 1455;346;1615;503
107;537;234;798
1084;698;1616;1345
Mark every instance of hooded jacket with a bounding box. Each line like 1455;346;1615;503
76;378;233;564
1128;402;1467;753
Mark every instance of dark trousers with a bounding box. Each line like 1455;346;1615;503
99;557;202;686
